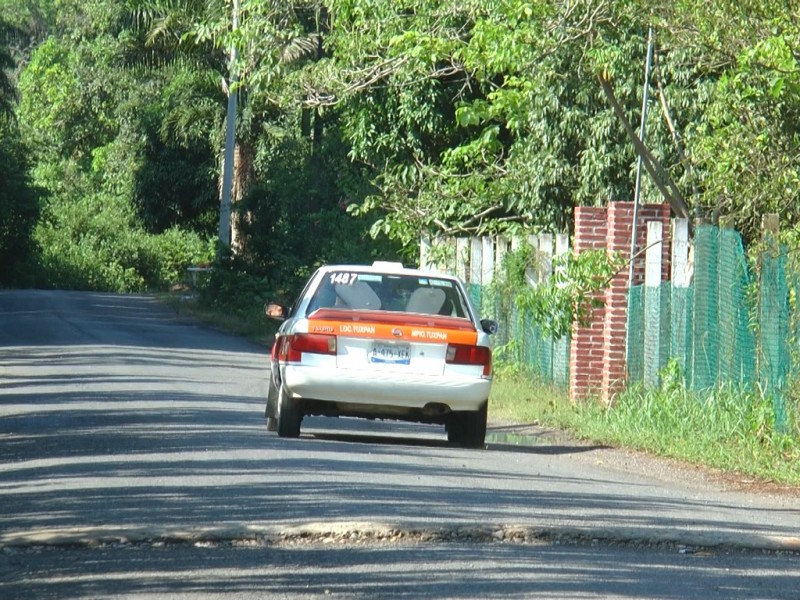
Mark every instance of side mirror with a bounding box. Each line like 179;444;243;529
265;303;287;320
480;319;499;335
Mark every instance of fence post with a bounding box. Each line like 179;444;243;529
759;214;788;432
570;207;610;402
469;238;484;311
553;233;570;388
643;221;666;387
494;236;510;346
479;237;495;316
600;203;638;403
481;237;494;286
670;218;692;384
419;235;432;271
691;223;719;390
495;236;509;273
525;234;539;287
537;234;555;381
671;219;690;287
455;238;468;281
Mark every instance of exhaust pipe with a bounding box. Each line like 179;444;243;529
422;403;451;417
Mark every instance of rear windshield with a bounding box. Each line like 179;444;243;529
307;271;470;318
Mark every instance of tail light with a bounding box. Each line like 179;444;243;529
280;333;337;362
446;343;492;377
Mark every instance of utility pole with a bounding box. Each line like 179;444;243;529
219;0;239;249
628;26;654;288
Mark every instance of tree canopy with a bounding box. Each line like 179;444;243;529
1;0;799;290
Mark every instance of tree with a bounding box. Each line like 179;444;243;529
132;0;328;250
646;0;800;241
304;1;670;244
300;0;800;246
0;16;40;285
0;116;40;286
14;0;215;290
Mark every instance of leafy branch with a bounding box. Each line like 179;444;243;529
494;242;629;341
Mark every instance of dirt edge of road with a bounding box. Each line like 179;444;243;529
3;522;799;556
486;422;800;500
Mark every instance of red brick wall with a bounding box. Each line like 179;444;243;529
569;208;608;401
569;202;672;403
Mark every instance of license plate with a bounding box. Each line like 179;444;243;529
370;342;410;365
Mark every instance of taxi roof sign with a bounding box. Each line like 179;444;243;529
371;261;406;271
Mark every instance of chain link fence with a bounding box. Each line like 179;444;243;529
432;224;797;427
627;224;792;430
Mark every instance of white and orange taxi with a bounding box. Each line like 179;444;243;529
264;262;498;447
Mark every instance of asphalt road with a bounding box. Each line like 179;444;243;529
1;289;799;599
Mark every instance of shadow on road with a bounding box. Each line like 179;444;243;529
308;429;608;456
2;289;798;600
3;537;798;600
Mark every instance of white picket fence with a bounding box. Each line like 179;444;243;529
420;221;690;290
419;233;571;288
419;233;571;387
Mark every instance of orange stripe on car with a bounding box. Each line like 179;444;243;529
307;319;479;345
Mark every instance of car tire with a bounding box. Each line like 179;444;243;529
265;372;279;431
265;372;278;420
447;402;487;448
276;383;302;438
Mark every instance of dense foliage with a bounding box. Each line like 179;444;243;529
0;16;38;285
0;113;40;285
1;0;799;293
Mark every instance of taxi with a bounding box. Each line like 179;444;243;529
264;261;498;447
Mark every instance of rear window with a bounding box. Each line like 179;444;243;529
307;271;469;318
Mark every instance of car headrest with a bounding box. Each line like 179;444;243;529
335;281;382;310
405;287;446;315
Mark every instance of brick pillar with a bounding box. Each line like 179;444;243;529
570;202;672;404
569;207;608;401
601;203;638;403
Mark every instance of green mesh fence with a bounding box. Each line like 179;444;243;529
626;285;644;382
467;222;797;420
760;247;789;432
717;228;756;384
669;286;693;384
553;336;570;388
643;285;671;386
626;224;792;429
469;281;569;388
692;225;720;390
513;311;561;384
629;284;694;385
630;225;757;391
468;283;483;315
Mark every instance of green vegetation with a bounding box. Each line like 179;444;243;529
490;369;800;487
490;244;626;341
3;0;800;292
162;286;279;345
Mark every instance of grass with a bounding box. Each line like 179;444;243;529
490;370;800;488
159;291;279;346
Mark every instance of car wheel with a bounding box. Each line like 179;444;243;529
447;402;487;448
276;383;302;438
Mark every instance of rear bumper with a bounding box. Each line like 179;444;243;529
282;364;491;412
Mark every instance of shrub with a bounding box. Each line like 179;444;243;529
34;192;214;292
